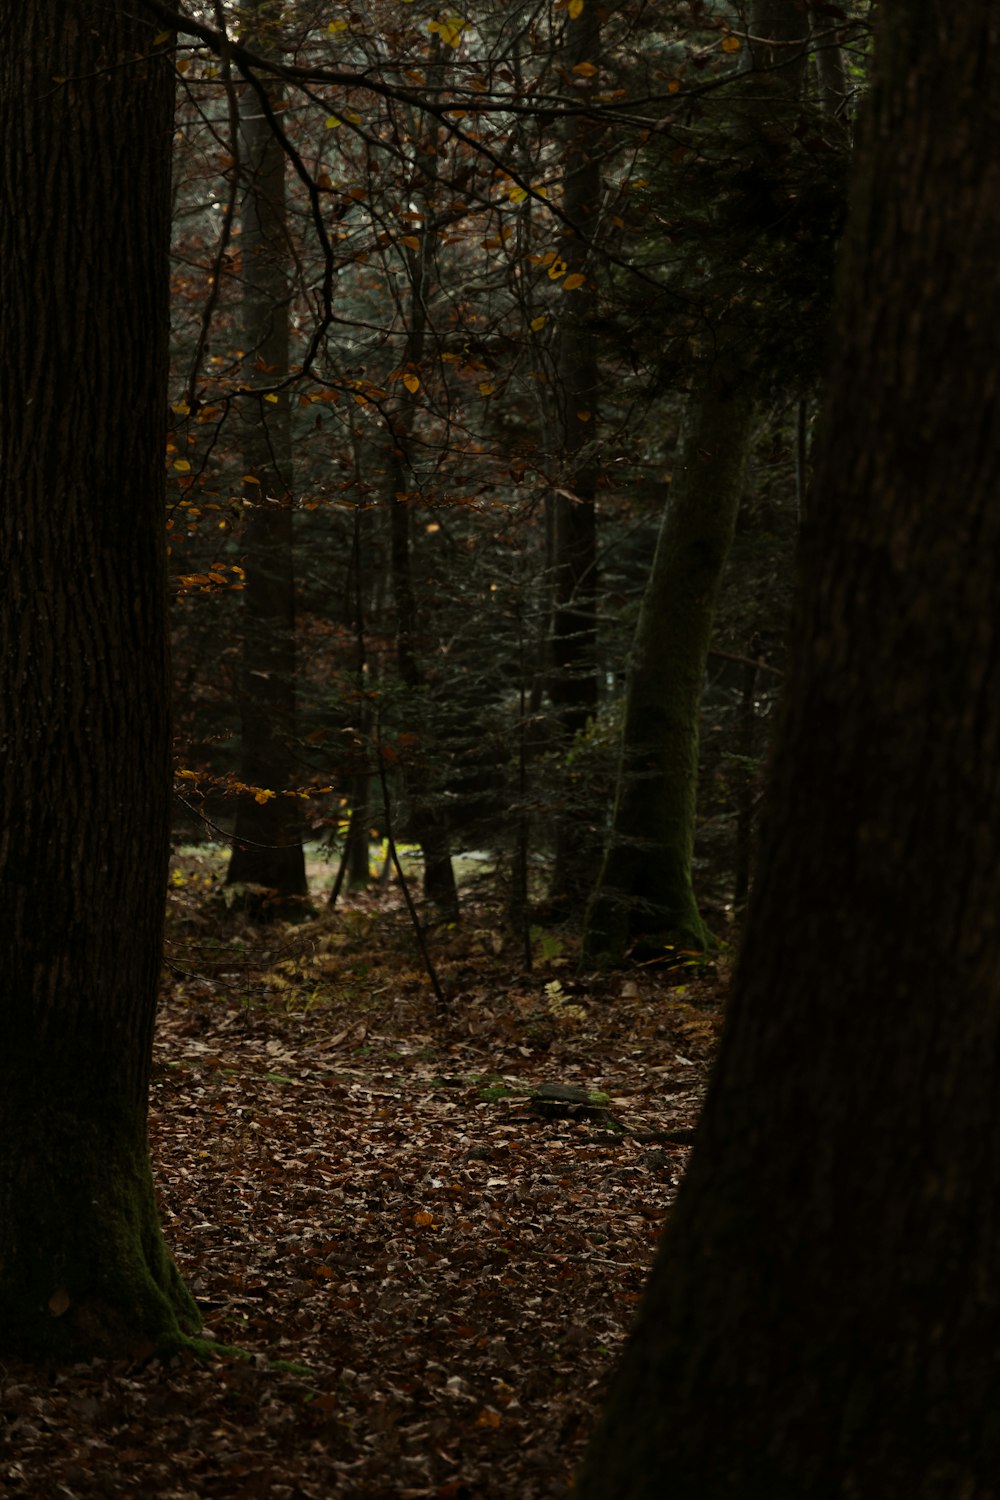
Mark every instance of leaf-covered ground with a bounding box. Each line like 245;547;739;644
0;863;725;1499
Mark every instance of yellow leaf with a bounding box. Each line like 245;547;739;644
327;18;349;31
530;315;547;332
562;272;586;291
153;30;172;45
171;401;191;416
479;382;495;396
428;14;468;48
477;1408;502;1428
403;373;420;393
548;259;568;281
264;393;279;403
325;115;342;129
721;34;741;52
572;61;598;76
568;0;583;16
507;183;528;203
175;769;198;779
400;234;421;249
172;459;191;472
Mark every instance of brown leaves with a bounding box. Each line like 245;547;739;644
2;888;720;1497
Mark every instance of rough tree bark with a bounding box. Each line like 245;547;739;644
0;0;199;1358
577;6;1000;1494
225;0;309;910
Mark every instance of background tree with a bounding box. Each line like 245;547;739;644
545;0;604;909
159;0;850;929
581;0;812;965
0;0;199;1358
576;2;1000;1491
225;0;310;910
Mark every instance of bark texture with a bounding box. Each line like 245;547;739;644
226;0;309;908
0;0;198;1357
577;6;1000;1494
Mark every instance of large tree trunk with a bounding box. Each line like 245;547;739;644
225;0;309;911
0;0;199;1359
577;6;1000;1494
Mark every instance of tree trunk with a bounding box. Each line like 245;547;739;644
0;0;199;1359
581;370;754;965
225;0;309;911
385;70;458;915
546;0;602;910
579;0;807;965
577;6;1000;1494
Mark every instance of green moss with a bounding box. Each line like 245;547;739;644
0;1096;200;1362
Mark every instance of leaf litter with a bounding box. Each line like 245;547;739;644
0;879;724;1499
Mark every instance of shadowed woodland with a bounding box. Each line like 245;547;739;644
4;1;1000;1496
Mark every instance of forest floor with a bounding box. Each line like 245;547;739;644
0;854;728;1500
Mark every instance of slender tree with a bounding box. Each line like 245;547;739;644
581;369;755;962
0;1;199;1358
577;4;1000;1492
225;0;309;910
545;0;603;908
384;52;459;915
581;0;808;965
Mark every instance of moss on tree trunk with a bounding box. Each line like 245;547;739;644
0;1;198;1359
0;1087;199;1360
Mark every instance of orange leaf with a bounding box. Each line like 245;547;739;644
562;272;586;291
403;372;420;394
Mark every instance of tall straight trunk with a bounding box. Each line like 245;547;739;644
386;62;458;915
547;0;602;907
580;0;806;965
0;0;198;1359
577;6;1000;1494
581;369;754;965
226;0;308;909
808;0;850;120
